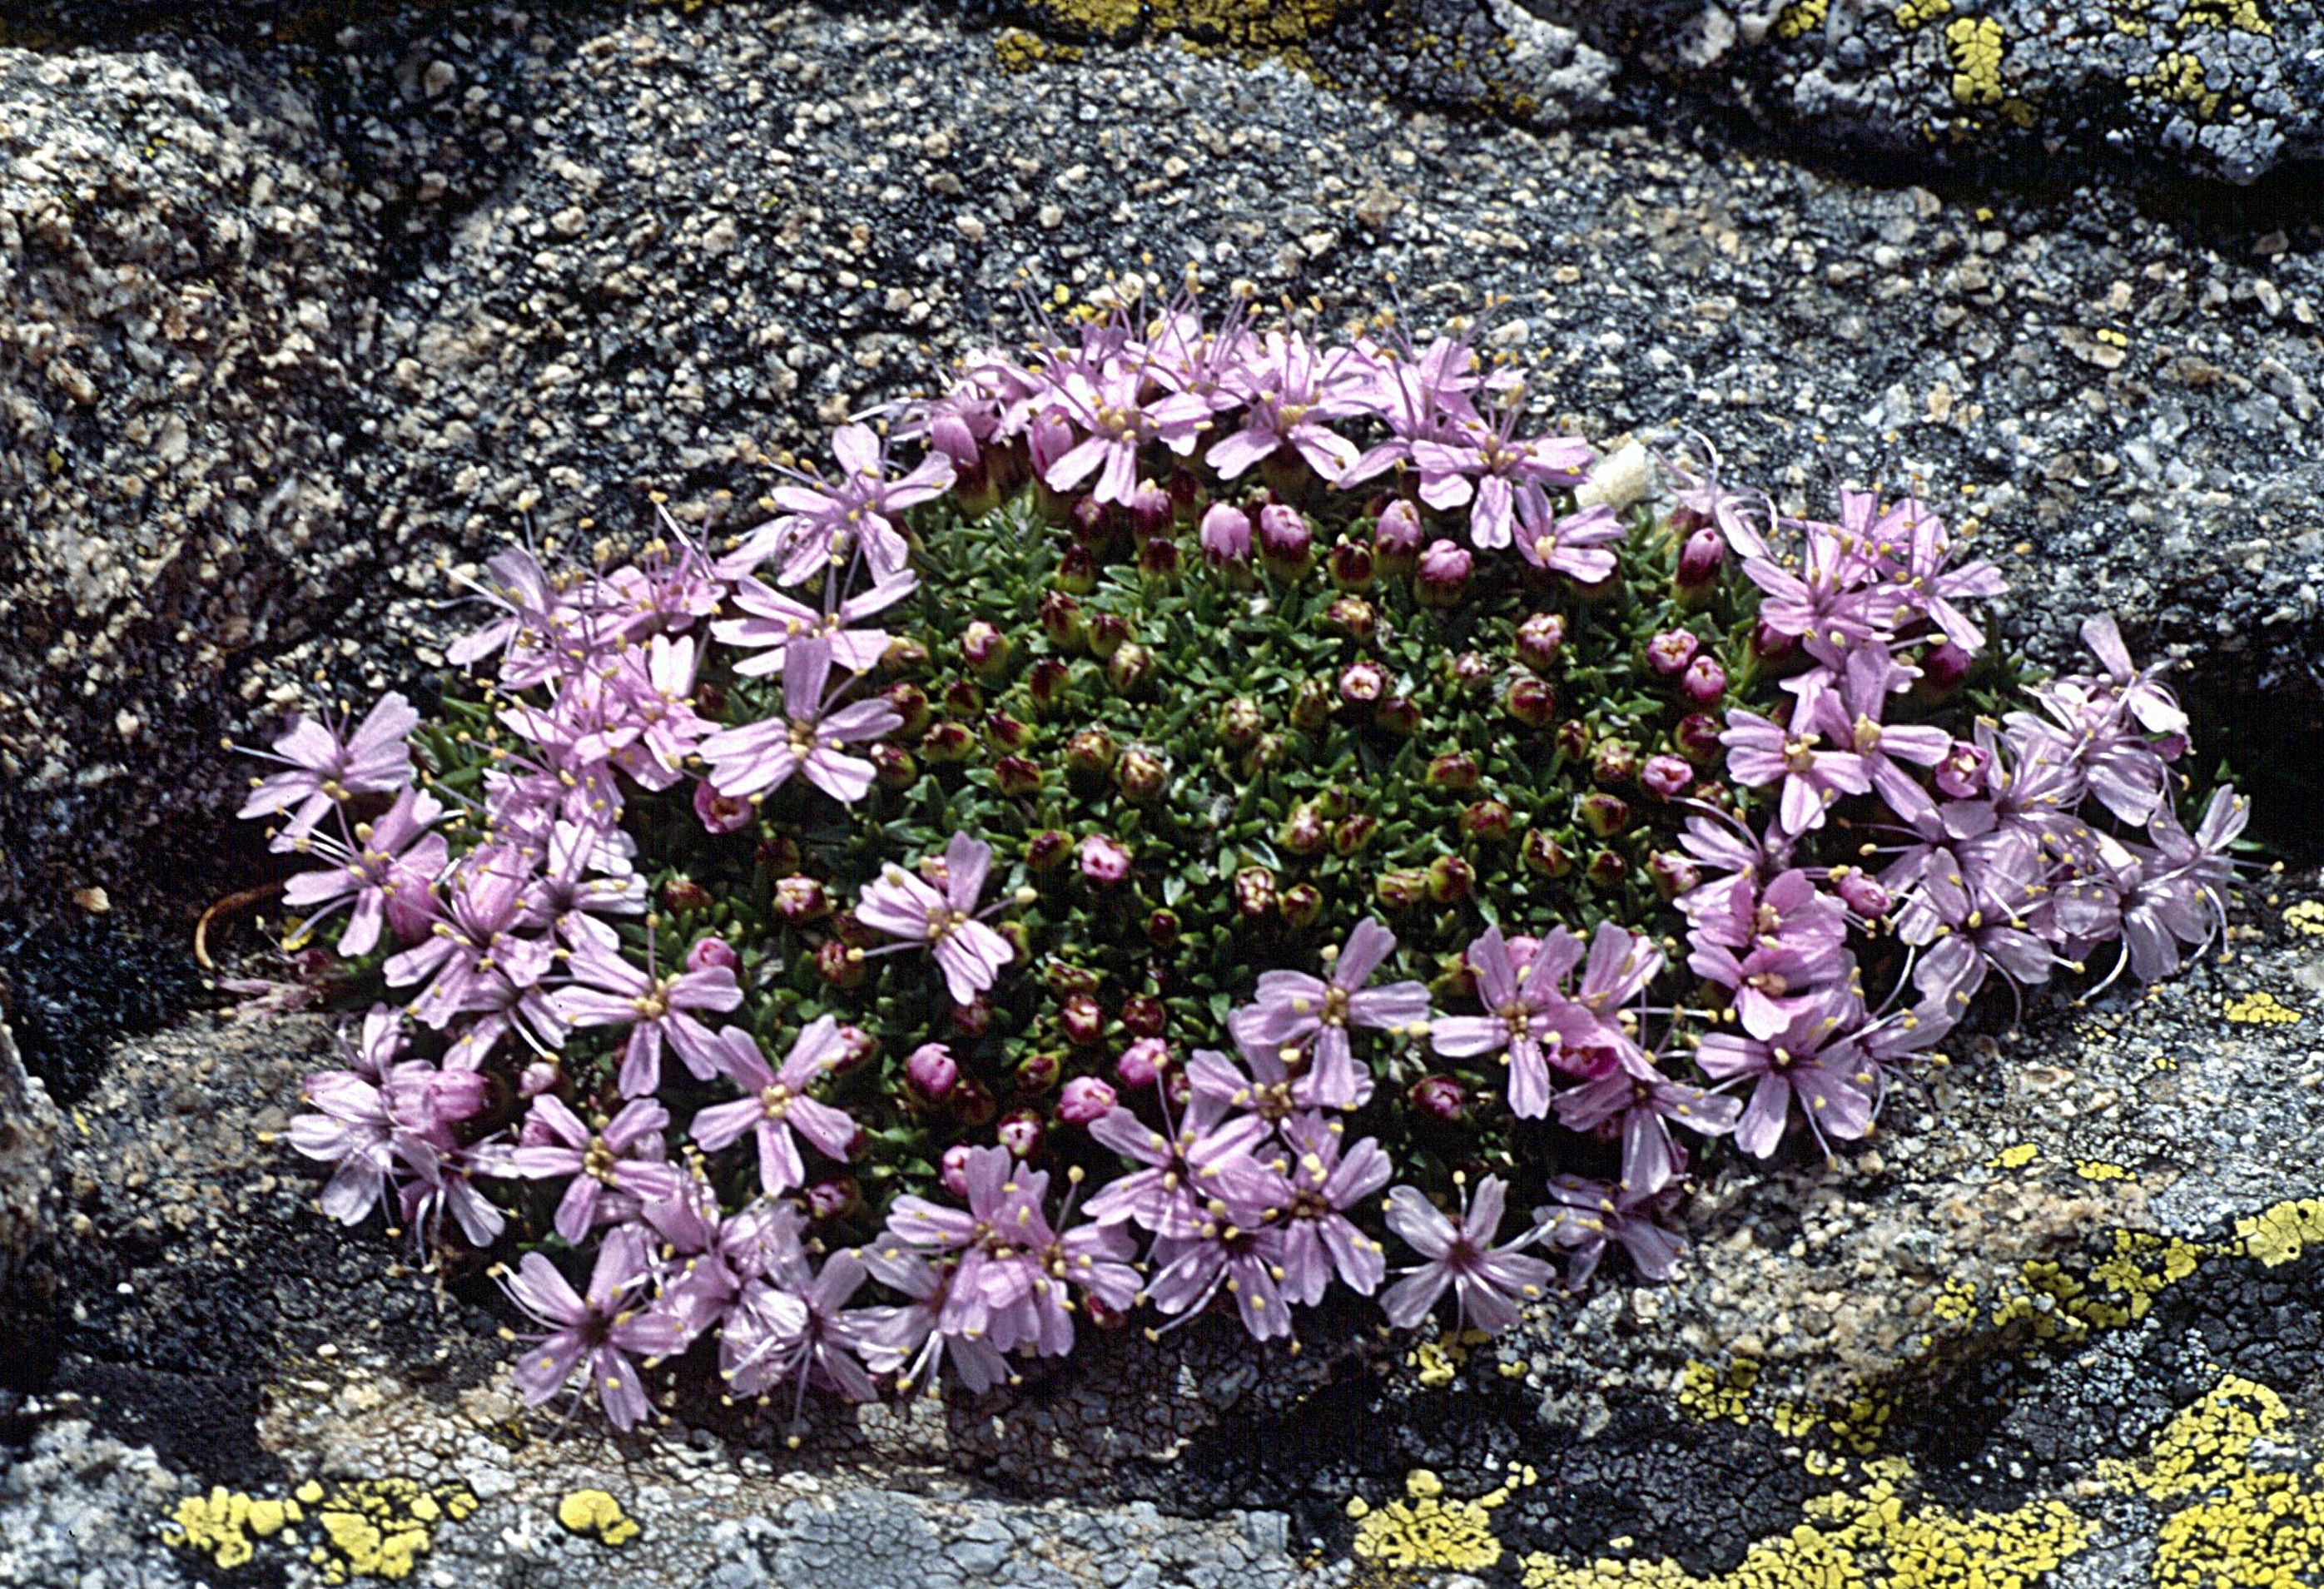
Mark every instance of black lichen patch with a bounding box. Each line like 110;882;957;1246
0;918;207;1102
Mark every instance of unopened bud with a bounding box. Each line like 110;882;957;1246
1641;753;1693;800
1426;751;1481;791
1058;1075;1117;1125
1040;590;1087;651
1427;854;1475;902
1592;738;1639;787
1681;656;1728;707
1646;628;1699;677
1279;882;1323;929
1333;812;1378;856
906;1042;959;1101
815;939;864;989
1016;1050;1063;1094
1114;747;1168;805
1506;675;1557;728
1323;594;1376;640
1460;800;1514;842
1375;867;1430;909
1586;848;1628;888
994;755;1042;797
1328;539;1376;590
884;682;931;737
1281;803;1328;855
1409;1075;1467;1122
1233;867;1278;919
996;1109;1045;1160
1373;696;1422;737
660;875;713;913
1218;697;1263;748
1415;539;1472;606
1521;828;1572;877
1576;792;1631;838
1516;612;1566;671
1373;499;1423;571
921;721;975;762
1648;852;1701;901
961;620;1012;678
871;742;917;788
775;874;832;923
1675;712;1726;765
1105;642;1154;698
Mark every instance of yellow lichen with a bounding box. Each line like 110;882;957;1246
1681;1358;1760;1426
2235;1198;2324;1267
2283;900;2324;937
1988;1144;2040;1169
1930;1278;1978;1323
556;1489;641;1547
1943;16;2006;107
2073;1159;2133;1182
2177;0;2272;34
2224;991;2302;1025
1894;0;1950;30
2103;1374;2290;1500
1351;1466;1530;1572
1775;0;1830;40
993;27;1082;72
1411;1338;1463;1388
2152;1467;2324;1586
166;1477;474;1583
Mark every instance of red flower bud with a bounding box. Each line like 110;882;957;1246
1649;852;1702;901
995;755;1042;797
1373;499;1423;572
1333;812;1378;856
1058;1075;1117;1125
1646;629;1699;676
1117;1036;1170;1089
1516;611;1566;671
1026;657;1073;713
1461;800;1514;842
1676;526;1726;594
921;721;976;762
906;1042;959;1100
1130;478;1173;544
1087;613;1132;660
1415;539;1472;605
1375;867;1430;909
1675;712;1726;764
986;711;1033;753
1065;727;1118;778
880;635;931;674
1234;867;1278;919
1426;751;1481;792
1055;541;1100;593
1218;697;1263;748
952;996;994;1037
1281;803;1328;855
1016;1050;1063;1093
872;742;917;788
941;678;984;717
805;1177;862;1221
1373;696;1422;737
1145;908;1182;949
1119;993;1167;1037
996;1109;1045;1160
884;682;931;737
1586;848;1628;888
1279;882;1323;929
815;939;864;989
1427;854;1475;901
1409;1075;1467;1121
660;875;713;913
1105;642;1154;698
1592;739;1639;786
1139;534;1184;584
1025;829;1073;871
1449;650;1493;692
1522;828;1572;877
961;620;1012;678
1337;662;1385;707
1114;748;1168;804
1258;503;1312;574
775;874;832;922
1576;792;1631;838
756;835;803;876
952;1077;997;1128
1681;656;1728;707
1323;595;1376;640
1328;539;1376;590
1641;754;1693;800
1506;675;1558;728
1040;590;1087;651
1554;718;1593;762
1292;677;1337;728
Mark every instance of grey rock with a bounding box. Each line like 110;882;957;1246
0;1016;59;1380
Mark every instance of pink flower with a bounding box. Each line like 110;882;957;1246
1411;415;1592;550
1227;919;1431;1108
552;931;742;1097
1208;330;1364;481
1536;1176;1686;1287
723;423;954;584
1380;1175;1552;1336
1045;362;1213;507
854;1245;1014;1395
1199;502;1253;567
712;571;918;678
854;833;1016;1005
690;1020;858;1197
1414;539;1471;603
1271;1112;1392;1303
1553;1059;1741;1195
1057;1076;1116;1125
906;1042;959;1100
1721;709;1870;835
698;638;900;804
287;1047;487;1227
1078;833;1132;885
1694;991;1875;1161
1512;490;1624;583
280;787;448;957
1428;926;1597;1119
237;692;420;841
499;1229;684;1431
501;1095;682;1243
384;847;552;1030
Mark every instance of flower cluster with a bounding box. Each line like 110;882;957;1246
241;292;2240;1433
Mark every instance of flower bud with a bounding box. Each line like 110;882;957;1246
1292;676;1337;728
1675;526;1725;597
1016;1051;1062;1094
995;755;1042;797
1641;753;1693;800
986;711;1033;753
1920;638;1973;696
1646;628;1700;676
806;1176;861;1221
906;1042;959;1100
832;908;878;951
1555;718;1593;762
1425;751;1481;791
757;835;803;876
1576;792;1631;838
775;874;832;923
1829;866;1893;919
1373;696;1422;737
1088;613;1132;660
1328;538;1376;590
1166;468;1204;524
1025;829;1072;871
1060;994;1105;1046
1333;812;1378;856
1139;533;1184;585
1279;882;1323;929
1145;908;1181;949
952;1077;997;1127
1115;747;1168;804
941;678;985;717
1058;1075;1117;1125
1119;993;1166;1037
1218;697;1263;748
1323;594;1376;641
1934;737;1990;799
816;939;864;989
1436;956;1479;1004
1374;499;1423;572
660;875;713;913
693;780;754;835
1258;503;1312;574
884;681;931;737
1242;732;1286;775
1040;590;1087;651
1046;962;1102;999
921;721;976;762
1674;712;1725;765
832;1025;878;1073
1449;650;1493;692
1592;738;1639;786
683;937;738;976
1586;849;1628;888
1506;675;1558;728
1415;539;1472;605
1105;642;1154;698
940;1143;976;1197
1281;803;1329;855
862;742;911;791
694;681;730;722
952;996;995;1038
962;620;1012;678
1409;1075;1467;1122
1070;492;1111;549
1681;655;1728;707
1751;620;1797;665
996;1109;1045;1160
1427;854;1475;902
1460;800;1514;842
1515;612;1566;672
1648;852;1701;900
1521;828;1572;877
880;635;931;674
1065;727;1118;779
1117;1036;1170;1090
1199;502;1254;568
1130;478;1173;544
1080;834;1132;884
519;1060;560;1098
1234;867;1278;919
1375;867;1430;909
1025;657;1073;714
1055;541;1100;593
1337;662;1385;708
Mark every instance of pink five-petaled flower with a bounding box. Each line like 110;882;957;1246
1721;708;1871;835
383;846;553;1030
287;1055;488;1226
1083;1081;1274;1239
1208;330;1364;482
499;1228;684;1432
1536;1176;1685;1287
728;422;955;585
1693;991;1875;1162
1270;1113;1393;1304
1226;918;1429;1109
1429;925;1596;1119
280;787;448;958
690;1019;858;1197
854;1244;1014;1395
1044;361;1212;507
237;692;420;842
712;571;918;679
1552;1055;1742;1196
854;833;1016;1006
503;1095;682;1242
552;930;742;1097
1379;1176;1552;1336
1792;648;1954;822
1413;415;1592;550
1512;487;1625;582
698;638;900;805
883;1145;1050;1353
1143;1182;1296;1342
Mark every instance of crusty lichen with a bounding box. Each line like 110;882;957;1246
162;1477;477;1582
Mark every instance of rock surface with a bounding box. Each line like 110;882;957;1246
0;3;2322;1587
